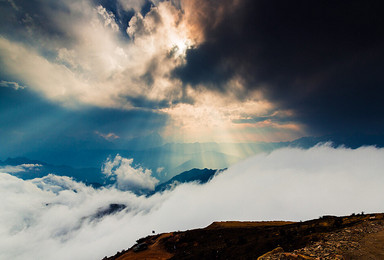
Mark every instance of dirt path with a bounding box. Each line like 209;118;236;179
115;233;174;260
345;230;384;259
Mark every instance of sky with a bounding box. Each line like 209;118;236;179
1;1;384;259
1;0;384;164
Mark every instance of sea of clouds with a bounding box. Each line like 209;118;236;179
1;144;384;260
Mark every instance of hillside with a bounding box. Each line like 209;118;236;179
103;213;384;260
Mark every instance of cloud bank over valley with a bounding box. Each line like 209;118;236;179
1;145;384;260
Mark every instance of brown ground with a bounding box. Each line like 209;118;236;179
206;221;295;229
106;233;174;260
104;213;384;260
345;229;384;259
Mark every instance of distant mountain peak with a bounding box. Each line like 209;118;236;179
3;157;47;166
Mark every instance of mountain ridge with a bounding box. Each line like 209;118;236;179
3;133;384;181
0;158;221;194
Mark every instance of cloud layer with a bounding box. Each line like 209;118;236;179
1;0;384;142
0;163;42;174
2;145;384;260
102;154;159;192
0;0;194;109
0;0;311;142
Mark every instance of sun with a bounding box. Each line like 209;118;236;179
169;35;192;59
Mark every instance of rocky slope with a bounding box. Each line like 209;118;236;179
103;213;384;260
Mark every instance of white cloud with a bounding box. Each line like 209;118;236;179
0;164;42;173
2;145;384;259
96;5;119;32
0;37;92;107
95;131;120;141
0;0;194;109
102;154;159;191
0;0;298;143
0;80;25;90
30;174;85;194
118;0;147;12
0;172;164;260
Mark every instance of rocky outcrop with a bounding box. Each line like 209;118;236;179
258;215;384;259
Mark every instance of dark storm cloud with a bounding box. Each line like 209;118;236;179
174;0;384;135
0;0;76;46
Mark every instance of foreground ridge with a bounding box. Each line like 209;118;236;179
104;213;384;260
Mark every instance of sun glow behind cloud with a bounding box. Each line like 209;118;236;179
0;0;308;144
0;1;197;109
161;88;305;143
